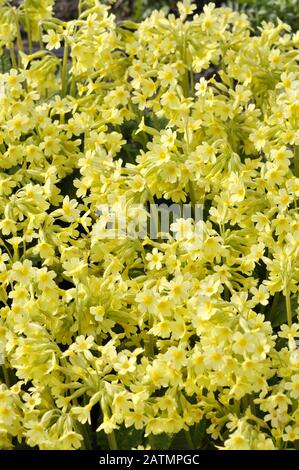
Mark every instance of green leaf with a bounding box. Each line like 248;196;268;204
1;51;11;73
268;293;298;328
148;432;173;450
117;426;144;450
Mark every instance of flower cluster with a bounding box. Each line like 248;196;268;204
0;0;298;450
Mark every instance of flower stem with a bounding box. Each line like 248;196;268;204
188;180;198;220
134;0;143;20
270;291;280;319
14;11;23;66
107;430;118;450
70;74;76;96
184;430;194;449
285;286;292;328
2;366;10;387
9;45;17;69
61;40;69;97
144;332;154;359
147;188;159;239
38;23;44;51
81;423;93;450
148;434;156;450
24;7;33;54
294;145;299;178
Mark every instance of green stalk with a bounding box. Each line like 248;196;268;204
285;286;292;327
189;66;194;97
61;40;69;97
2;366;10;387
147;188;160;239
38;23;44;51
294;145;299;178
81;423;93;450
144;335;154;358
188;180;196;203
269;291;280;319
70;74;76;96
24;7;33;54
134;0;143;21
241;394;250;413
148;434;156;450
144;317;155;359
9;45;17;69
14;11;24;67
184;430;194;449
188;180;197;219
107;430;118;450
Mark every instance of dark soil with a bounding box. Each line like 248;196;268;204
10;0;223;22
54;0;79;21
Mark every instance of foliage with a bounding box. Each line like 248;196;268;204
230;0;299;31
102;0;177;19
0;0;299;451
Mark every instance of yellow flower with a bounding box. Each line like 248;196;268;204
158;65;179;88
0;0;299;451
114;353;137;375
250;285;270;306
135;289;157;314
36;267;56;290
10;260;34;285
146;248;163;270
285;374;299;399
43;29;61;50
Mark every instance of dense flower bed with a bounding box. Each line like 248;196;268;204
0;0;299;450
